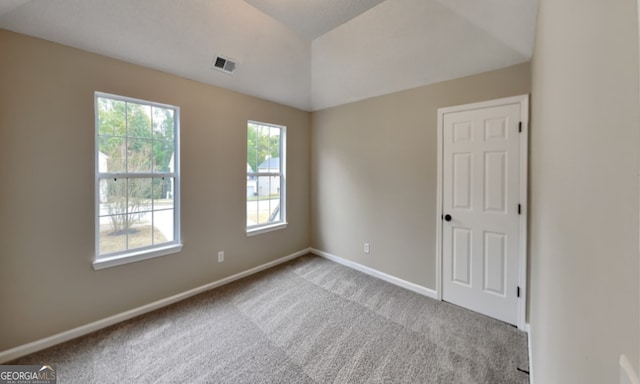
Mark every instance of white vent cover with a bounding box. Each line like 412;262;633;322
211;55;238;74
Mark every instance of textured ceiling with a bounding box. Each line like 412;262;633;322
0;0;538;111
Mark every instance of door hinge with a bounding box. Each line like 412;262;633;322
518;204;521;215
517;286;521;298
519;121;522;133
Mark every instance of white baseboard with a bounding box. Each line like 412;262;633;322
310;248;438;299
0;248;310;364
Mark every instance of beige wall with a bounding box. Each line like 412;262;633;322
311;63;531;289
530;0;640;382
0;30;310;351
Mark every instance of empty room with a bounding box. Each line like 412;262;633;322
0;0;639;383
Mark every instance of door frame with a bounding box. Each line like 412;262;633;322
435;94;529;331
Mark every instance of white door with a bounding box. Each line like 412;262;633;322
439;97;526;326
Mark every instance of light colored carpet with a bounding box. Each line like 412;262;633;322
11;254;529;383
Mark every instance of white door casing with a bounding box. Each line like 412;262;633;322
436;95;528;330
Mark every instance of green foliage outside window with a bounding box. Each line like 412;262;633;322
247;122;280;172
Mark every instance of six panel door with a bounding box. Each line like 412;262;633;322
441;102;521;325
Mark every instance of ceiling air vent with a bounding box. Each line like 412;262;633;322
212;55;237;75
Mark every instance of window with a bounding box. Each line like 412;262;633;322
247;121;286;235
94;92;181;269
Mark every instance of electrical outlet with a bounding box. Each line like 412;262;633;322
217;251;224;263
364;243;370;254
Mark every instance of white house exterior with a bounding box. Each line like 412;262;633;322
98;152;109;202
167;153;175;199
246;163;256;196
257;157;280;196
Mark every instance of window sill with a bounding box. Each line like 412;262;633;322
93;243;183;270
246;222;287;237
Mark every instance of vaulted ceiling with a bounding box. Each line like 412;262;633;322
0;0;538;111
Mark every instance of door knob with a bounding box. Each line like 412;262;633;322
444;214;452;222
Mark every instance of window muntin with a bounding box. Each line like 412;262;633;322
247;121;286;234
95;92;180;267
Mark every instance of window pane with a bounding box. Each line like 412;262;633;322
269;200;281;223
153;141;174;173
257;175;280;197
253;192;281;225
269;126;280;160
247;191;258;226
127;178;152;214
257;198;269;225
152;178;174;208
152;107;174;141
126;212;153;249
127;103;152;139
97;98;126;136
256;125;265;171
264;176;281;223
247;123;258;175
127;139;153;173
99;214;127;254
152;177;174;243
152;209;174;243
98;136;126;173
98;178;109;206
247;177;257;198
150;178;174;244
99;178;127;218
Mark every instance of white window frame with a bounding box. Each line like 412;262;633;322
246;121;287;236
93;92;182;270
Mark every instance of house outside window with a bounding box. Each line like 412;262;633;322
247;121;286;235
94;92;181;269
